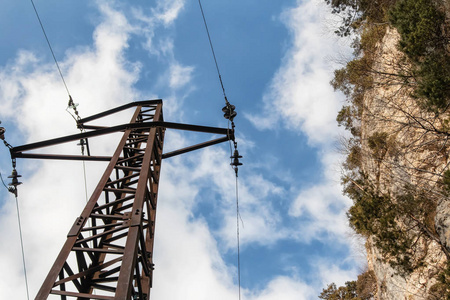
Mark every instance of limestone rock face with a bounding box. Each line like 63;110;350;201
367;236;446;299
436;199;450;253
359;27;449;299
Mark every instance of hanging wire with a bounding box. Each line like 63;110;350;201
30;0;70;96
0;170;9;190
235;176;242;300
15;193;31;300
29;0;85;131
29;0;90;204
1;127;29;300
79;140;92;253
8;5;87;296
82;161;89;202
198;0;229;105
197;2;244;298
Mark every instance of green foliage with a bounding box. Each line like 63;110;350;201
331;24;388;139
442;170;450;195
389;0;446;60
414;53;450;110
389;0;450;111
319;281;358;299
367;132;389;159
325;0;395;36
343;142;362;171
330;0;450;110
332;68;352;96
345;178;437;273
428;261;450;300
355;270;376;299
319;270;376;299
337;106;361;137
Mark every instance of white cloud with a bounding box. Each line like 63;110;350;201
288;151;352;241
316;260;361;289
245;0;364;280
246;0;348;147
132;0;185;58
169;63;195;89
246;276;316;300
152;159;238;299
130;0;195;120
183;146;289;249
244;0;358;244
153;0;186;26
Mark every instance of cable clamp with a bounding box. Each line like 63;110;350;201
67;95;81;120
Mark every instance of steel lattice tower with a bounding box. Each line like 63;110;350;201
10;100;233;300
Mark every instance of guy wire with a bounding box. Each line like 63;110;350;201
30;0;71;96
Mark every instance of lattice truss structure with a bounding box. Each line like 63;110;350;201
10;100;232;300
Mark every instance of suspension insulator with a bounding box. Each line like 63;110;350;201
222;104;237;121
8;169;22;188
230;149;243;167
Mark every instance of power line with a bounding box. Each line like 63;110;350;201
235;176;242;300
198;0;229;105
1;131;30;300
15;193;31;300
197;3;244;298
29;1;90;213
0;170;9;191
30;0;86;131
30;0;71;96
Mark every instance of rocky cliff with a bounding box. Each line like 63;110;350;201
359;26;449;299
321;1;450;298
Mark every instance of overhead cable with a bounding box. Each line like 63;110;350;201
198;0;230;105
0;125;30;300
30;0;71;96
197;2;244;299
15;193;31;300
29;1;86;132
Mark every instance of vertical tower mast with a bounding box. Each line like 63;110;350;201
8;100;233;299
36;101;164;300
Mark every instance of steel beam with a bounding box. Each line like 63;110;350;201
12;121;229;155
77;100;162;124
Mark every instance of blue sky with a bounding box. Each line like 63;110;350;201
0;0;365;299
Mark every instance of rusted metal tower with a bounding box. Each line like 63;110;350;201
9;100;234;300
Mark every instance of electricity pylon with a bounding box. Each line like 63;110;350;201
9;100;234;300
